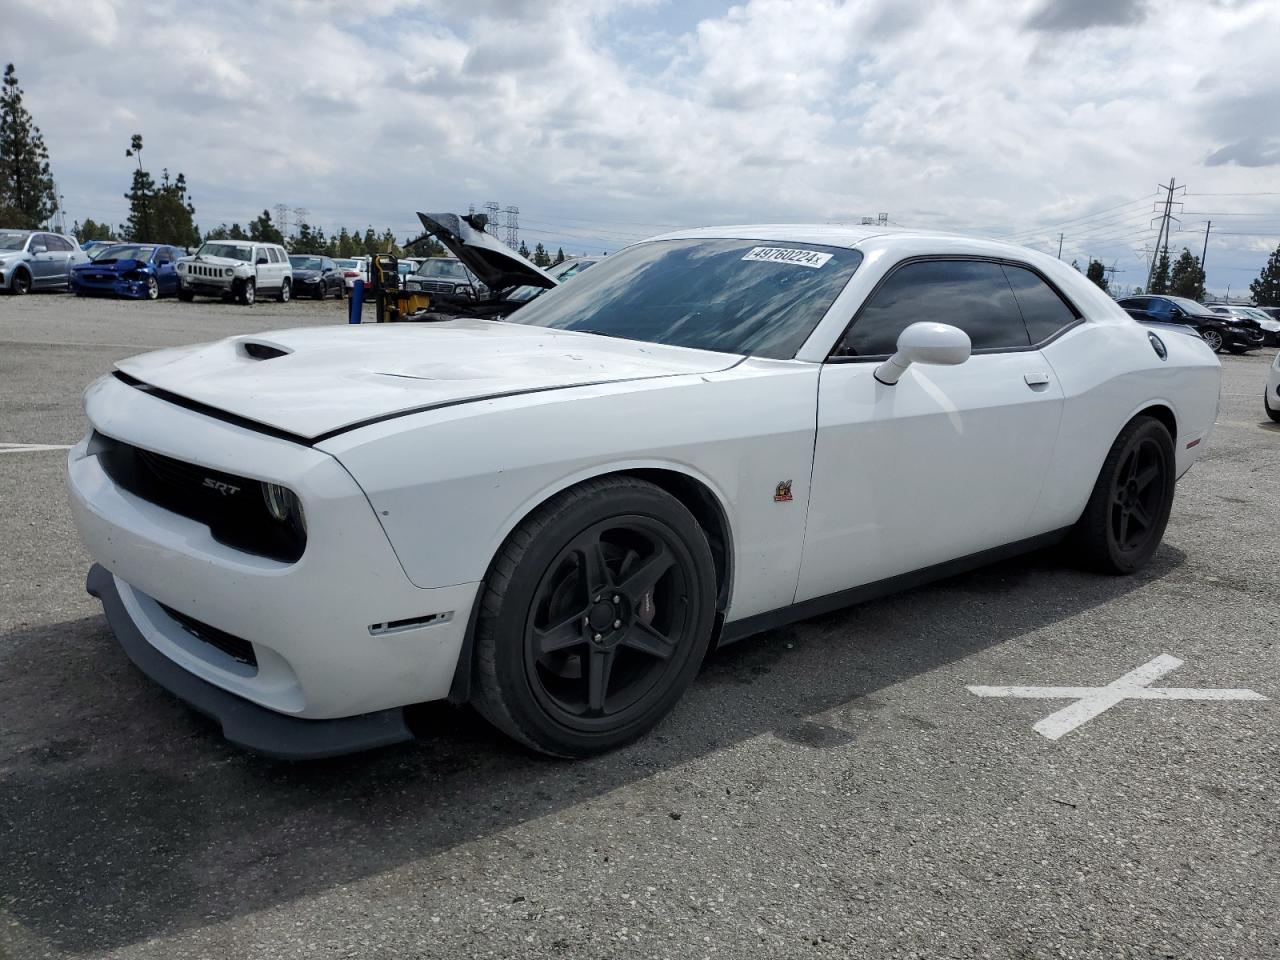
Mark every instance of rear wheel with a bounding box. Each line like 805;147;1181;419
1070;416;1175;574
472;476;717;757
278;278;291;303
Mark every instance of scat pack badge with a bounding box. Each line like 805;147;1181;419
774;479;793;503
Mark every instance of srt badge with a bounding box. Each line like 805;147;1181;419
774;480;793;503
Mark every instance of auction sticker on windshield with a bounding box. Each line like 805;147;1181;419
741;247;834;269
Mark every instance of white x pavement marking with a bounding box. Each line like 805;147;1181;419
0;443;72;454
968;654;1268;740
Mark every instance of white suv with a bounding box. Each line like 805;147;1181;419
176;241;293;305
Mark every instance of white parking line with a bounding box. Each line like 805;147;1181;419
968;654;1268;740
0;443;73;454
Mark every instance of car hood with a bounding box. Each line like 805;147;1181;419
417;212;556;293
292;269;321;279
113;318;741;440
76;258;147;273
182;254;248;268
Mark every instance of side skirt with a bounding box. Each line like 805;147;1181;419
717;527;1071;647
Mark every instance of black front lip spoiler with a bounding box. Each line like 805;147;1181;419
85;564;414;759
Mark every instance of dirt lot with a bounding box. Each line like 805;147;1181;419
1;291;1277;959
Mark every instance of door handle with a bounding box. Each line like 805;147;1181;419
1024;371;1051;387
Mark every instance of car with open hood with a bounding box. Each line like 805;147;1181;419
69;225;1221;760
175;240;293;305
404;212;556;318
71;243;185;300
0;229;88;293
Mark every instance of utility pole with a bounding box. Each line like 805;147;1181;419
1146;178;1182;291
1200;220;1211;294
1057;233;1064;259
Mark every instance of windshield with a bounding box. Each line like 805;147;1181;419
92;244;154;262
1167;296;1216;317
197;241;253;262
0;232;30;251
335;259;359;269
505;238;863;358
547;258;597;281
289;256;322;270
415;259;469;280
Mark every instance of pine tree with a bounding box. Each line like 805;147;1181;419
228;223;247;240
362;227;378;256
1249;243;1280;307
553;247;565;265
1085;259;1109;293
0;64;58;228
518;240;530;258
291;222;329;255
248;209;284;244
532;242;550;267
336;227;355;258
1148;247;1171;295
75;218;112;242
1168;248;1206;301
152;168;198;248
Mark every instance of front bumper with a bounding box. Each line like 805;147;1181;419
67;374;480;739
73;273;152;298
86;564;413;758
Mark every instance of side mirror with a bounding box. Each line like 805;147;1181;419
874;322;971;385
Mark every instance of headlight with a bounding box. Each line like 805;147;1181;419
224;268;233;278
261;482;305;529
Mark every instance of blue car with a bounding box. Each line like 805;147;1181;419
71;243;184;299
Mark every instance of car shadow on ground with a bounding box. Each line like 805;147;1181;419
0;544;1185;952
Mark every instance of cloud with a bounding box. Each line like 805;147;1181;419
1206;137;1280;167
3;0;1278;291
1025;0;1147;32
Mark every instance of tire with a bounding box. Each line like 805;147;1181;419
1070;416;1175;575
1226;344;1247;355
1200;328;1223;353
1266;390;1280;424
145;276;159;300
472;476;718;757
313;282;324;301
237;278;256;306
177;288;194;302
10;267;31;295
278;278;291;303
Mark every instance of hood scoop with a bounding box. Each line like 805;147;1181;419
237;339;293;361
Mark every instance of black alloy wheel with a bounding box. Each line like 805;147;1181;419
472;476;717;757
1071;415;1175;574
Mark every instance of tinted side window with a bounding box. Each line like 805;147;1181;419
1145;298;1173;319
1001;264;1078;343
839;259;1029;356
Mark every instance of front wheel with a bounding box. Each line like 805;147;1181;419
1070;416;1175;575
1200;328;1224;353
10;268;31;295
1266;390;1280;424
177;288;194;302
472;476;717;757
145;276;159;300
238;278;256;306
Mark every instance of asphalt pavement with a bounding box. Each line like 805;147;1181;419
1;292;1277;959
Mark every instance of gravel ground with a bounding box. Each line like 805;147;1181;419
1;292;1277;960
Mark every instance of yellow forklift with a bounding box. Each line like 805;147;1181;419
366;253;432;323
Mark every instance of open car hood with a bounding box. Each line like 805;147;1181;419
417;212;556;293
112;318;740;441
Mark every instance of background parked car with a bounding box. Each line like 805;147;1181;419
1118;294;1264;353
1206;304;1280;346
334;257;366;290
80;239;119;258
288;255;345;299
1267;351;1280;423
0;229;89;294
175;240;292;305
403;256;483;298
71;243;183;300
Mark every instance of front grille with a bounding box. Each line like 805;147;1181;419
92;432;306;563
186;263;231;279
159;603;258;666
420;280;455;293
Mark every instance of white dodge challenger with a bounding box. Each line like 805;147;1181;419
68;218;1222;758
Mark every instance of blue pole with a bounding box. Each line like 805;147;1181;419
349;279;364;323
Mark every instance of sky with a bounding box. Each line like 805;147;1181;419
7;0;1280;296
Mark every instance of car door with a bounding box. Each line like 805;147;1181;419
26;234;55;286
154;247;178;293
796;257;1066;603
